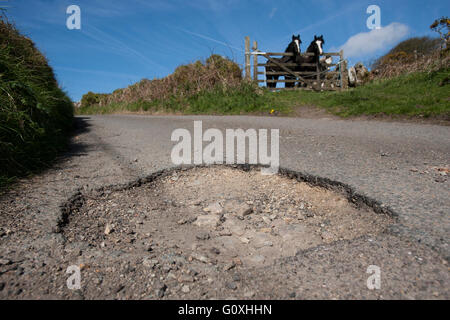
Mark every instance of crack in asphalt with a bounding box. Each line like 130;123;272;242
0;115;448;299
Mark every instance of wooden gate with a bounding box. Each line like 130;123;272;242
244;36;349;91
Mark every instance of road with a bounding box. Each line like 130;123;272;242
0;114;449;299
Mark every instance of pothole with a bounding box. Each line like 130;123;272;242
62;166;394;269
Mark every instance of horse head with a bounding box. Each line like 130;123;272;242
313;35;325;56
292;34;302;54
289;34;302;63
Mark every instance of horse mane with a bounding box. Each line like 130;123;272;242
286;41;298;53
280;40;300;63
306;41;316;53
304;40;321;63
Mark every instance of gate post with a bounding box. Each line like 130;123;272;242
339;50;348;90
252;40;258;82
245;36;251;80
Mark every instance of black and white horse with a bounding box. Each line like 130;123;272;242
265;35;302;88
292;35;331;88
298;35;325;74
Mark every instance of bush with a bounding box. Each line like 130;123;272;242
430;16;450;49
373;37;441;69
0;15;73;187
370;36;449;80
387;37;441;56
82;54;243;109
80;91;108;108
205;54;242;80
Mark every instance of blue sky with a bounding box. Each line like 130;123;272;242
4;0;449;101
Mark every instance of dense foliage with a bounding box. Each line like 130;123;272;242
0;16;73;187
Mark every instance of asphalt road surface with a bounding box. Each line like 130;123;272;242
0;114;448;299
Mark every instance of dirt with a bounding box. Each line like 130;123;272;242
289;105;340;119
58;166;393;299
344;112;450;126
289;105;450;125
88;106;450;126
1;115;448;300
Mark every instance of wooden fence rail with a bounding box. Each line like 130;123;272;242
245;36;348;91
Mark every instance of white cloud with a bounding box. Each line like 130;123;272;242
269;8;277;19
339;22;410;59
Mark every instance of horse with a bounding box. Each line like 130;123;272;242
296;35;326;87
265;35;302;88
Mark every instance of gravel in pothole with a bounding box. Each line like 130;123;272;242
62;166;393;298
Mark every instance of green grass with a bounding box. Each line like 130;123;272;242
276;68;450;118
0;17;74;189
77;69;450;119
77;83;290;116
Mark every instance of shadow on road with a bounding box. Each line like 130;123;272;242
0;116;95;194
53;116;93;164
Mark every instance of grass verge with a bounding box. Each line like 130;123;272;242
77;68;450;119
77;83;290;115
0;17;74;190
280;68;450;118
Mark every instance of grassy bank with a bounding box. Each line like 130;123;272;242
77;68;450;119
278;68;450;118
77;83;289;116
0;17;73;188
